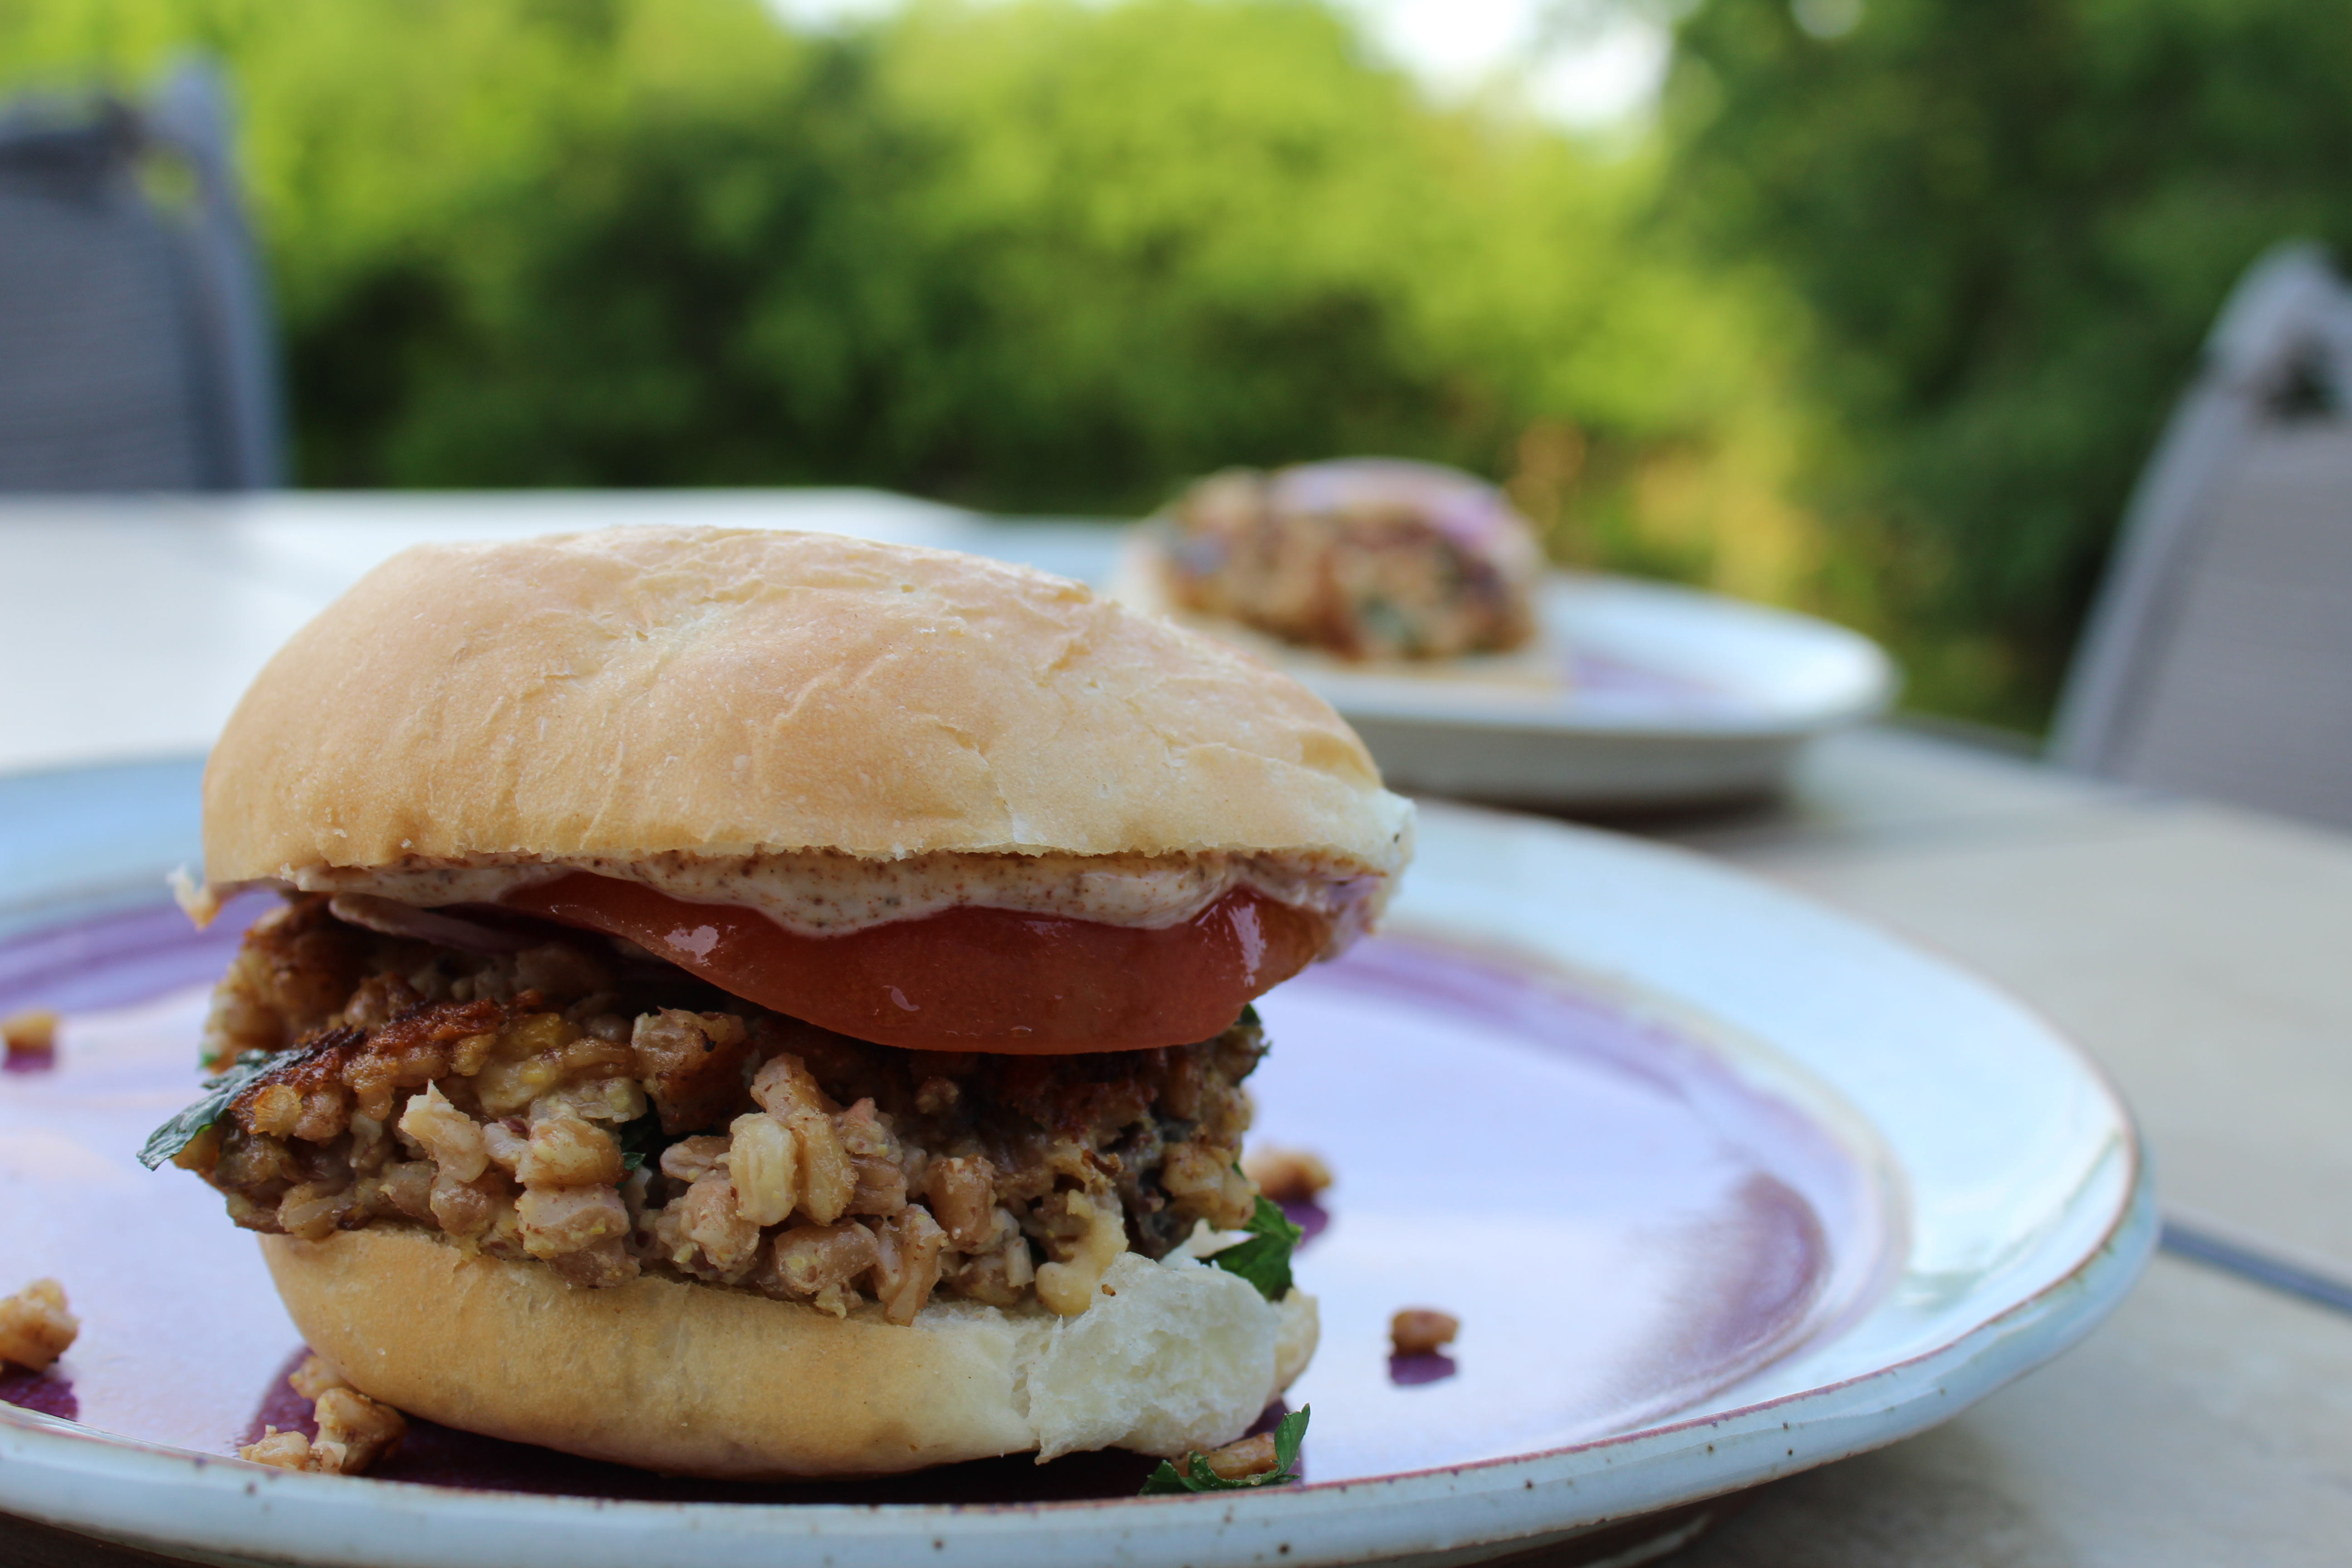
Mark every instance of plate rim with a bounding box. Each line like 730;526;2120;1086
1306;574;1900;742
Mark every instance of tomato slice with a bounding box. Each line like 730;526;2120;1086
499;873;1326;1054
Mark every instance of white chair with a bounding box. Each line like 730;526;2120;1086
2049;243;2352;830
0;59;283;491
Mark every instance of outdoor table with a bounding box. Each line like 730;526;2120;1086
2;495;2347;1566
1655;725;2352;1566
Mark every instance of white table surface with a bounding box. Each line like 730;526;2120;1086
6;491;2350;1567
0;490;1122;776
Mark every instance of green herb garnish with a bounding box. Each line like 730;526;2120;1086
137;1050;279;1170
1139;1406;1309;1494
1208;1192;1303;1301
617;1112;670;1175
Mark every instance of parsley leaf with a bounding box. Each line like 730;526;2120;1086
616;1112;671;1175
1139;1406;1310;1495
137;1050;279;1171
1207;1193;1302;1301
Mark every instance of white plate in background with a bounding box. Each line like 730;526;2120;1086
1117;528;1898;808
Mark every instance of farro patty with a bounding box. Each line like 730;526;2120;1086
177;897;1267;1323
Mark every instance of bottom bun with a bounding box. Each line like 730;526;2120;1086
260;1228;1318;1479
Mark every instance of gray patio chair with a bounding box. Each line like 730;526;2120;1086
0;59;283;491
2048;242;2352;831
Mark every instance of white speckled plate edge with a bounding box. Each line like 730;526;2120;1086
1108;530;1897;806
1312;578;1900;806
0;774;2151;1568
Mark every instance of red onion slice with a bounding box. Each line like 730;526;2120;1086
326;894;539;953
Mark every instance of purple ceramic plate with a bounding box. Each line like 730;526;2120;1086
0;774;2148;1568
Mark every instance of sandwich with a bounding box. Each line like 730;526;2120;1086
1145;459;1546;662
146;526;1413;1479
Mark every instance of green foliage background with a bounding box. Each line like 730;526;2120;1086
1665;0;2352;723
6;0;2341;727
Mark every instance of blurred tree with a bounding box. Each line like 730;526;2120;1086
24;0;2335;723
0;0;1813;607
1666;0;2352;725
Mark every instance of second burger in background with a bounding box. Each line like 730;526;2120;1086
1145;458;1547;664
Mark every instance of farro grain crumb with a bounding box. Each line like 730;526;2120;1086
238;1378;408;1476
1191;1430;1280;1480
315;1385;408;1472
1389;1308;1459;1357
288;1353;347;1402
239;1427;317;1470
1;1009;58;1060
1241;1145;1332;1203
0;1278;78;1372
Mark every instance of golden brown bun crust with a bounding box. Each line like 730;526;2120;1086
204;527;1411;882
261;1229;1318;1479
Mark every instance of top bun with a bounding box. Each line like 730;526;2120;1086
203;527;1413;883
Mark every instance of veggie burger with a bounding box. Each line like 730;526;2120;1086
147;527;1413;1478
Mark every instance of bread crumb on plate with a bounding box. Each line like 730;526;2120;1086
0;1279;77;1372
2;1009;58;1061
1390;1308;1460;1357
1241;1146;1332;1203
239;1354;408;1475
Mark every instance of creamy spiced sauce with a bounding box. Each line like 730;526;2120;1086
257;846;1393;952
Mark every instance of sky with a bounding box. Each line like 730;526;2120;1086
1348;0;1672;127
761;0;1676;128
